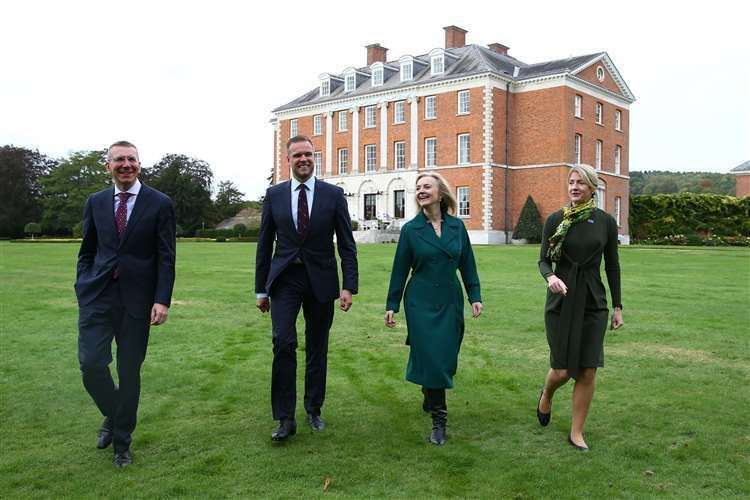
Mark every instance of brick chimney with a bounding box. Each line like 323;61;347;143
488;43;510;56
443;25;467;49
366;43;388;65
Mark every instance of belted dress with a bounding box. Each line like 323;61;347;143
386;212;481;389
538;208;622;380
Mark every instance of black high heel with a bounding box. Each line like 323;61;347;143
536;387;551;427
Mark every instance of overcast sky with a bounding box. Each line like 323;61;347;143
2;0;748;200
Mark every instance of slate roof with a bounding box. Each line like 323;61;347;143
273;45;614;113
730;160;750;173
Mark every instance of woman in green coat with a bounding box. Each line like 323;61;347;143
536;164;624;452
385;172;482;445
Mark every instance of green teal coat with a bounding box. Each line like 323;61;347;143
386;212;481;389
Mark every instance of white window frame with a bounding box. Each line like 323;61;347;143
425;96;437;119
394;189;405;219
320;79;330;97
313;151;322;177
365;144;377;173
596;182;606;210
313;115;322;135
595;140;603;170
574;134;582;164
394;141;405;169
614;196;622;227
458;134;470;165
290;119;298;138
458;90;470;115
365;106;376;128
337;148;348;175
400;59;413;82
338;111;347;132
431;54;444;75
574;94;582;118
344;73;356;92
457;187;470;217
615;110;622;131
372;66;383;87
615;145;622;175
425;137;437;167
595;102;603;125
394;101;405;124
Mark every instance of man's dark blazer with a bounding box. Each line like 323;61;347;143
75;183;176;318
255;179;358;302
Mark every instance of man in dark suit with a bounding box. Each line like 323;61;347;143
75;140;176;467
255;135;358;441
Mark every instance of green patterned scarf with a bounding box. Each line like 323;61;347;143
546;198;595;262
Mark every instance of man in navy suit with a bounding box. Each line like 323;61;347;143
75;140;176;467
255;135;358;441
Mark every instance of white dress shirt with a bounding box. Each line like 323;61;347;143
112;179;141;222
290;175;315;230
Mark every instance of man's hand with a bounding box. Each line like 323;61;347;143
256;297;270;313
151;303;169;325
339;289;353;312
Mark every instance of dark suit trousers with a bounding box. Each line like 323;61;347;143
270;264;334;421
77;280;150;453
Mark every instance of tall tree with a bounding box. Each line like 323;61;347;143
40;150;110;234
214;180;246;222
143;154;214;234
0;146;56;237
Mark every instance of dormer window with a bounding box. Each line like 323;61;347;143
371;63;384;87
320;79;330;97
345;73;356;92
429;49;445;76
399;56;413;82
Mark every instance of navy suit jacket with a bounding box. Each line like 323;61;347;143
255;179;358;303
75;183;176;318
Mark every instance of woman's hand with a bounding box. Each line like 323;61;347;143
471;302;483;318
611;307;623;330
547;275;568;295
384;310;397;328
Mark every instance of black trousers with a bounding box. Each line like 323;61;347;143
77;280;150;453
270;264;334;421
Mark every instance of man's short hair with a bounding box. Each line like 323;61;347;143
107;140;139;161
286;135;313;153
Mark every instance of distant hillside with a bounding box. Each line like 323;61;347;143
630;171;735;195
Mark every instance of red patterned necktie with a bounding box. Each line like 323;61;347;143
116;192;132;237
297;185;309;238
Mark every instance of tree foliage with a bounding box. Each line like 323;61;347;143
143;154;215;234
214;180;246;222
512;195;543;243
0;146;57;237
630;193;750;245
630;171;735;195
40;150;109;235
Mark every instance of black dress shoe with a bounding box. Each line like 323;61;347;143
113;449;133;468
271;419;297;441
307;413;325;431
567;434;589;452
97;417;113;449
536;387;551;427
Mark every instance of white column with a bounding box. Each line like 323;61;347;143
351;106;359;174
325;111;333;175
273;118;281;182
409;94;419;168
379;101;388;170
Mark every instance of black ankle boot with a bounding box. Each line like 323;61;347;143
429;409;447;445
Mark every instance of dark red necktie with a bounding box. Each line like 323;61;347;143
116;192;132;237
297;185;309;238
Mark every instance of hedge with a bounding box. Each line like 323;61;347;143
630;193;750;245
195;227;260;239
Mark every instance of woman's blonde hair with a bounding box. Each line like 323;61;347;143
569;164;599;193
415;171;457;215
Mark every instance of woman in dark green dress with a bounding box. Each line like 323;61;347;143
385;172;482;445
536;164;623;451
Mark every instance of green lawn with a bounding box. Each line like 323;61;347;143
1;242;748;498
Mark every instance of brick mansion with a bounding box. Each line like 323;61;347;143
270;26;635;243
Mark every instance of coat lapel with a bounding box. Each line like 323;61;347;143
278;181;302;244
413;212;454;258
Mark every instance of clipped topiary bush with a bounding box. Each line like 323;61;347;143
512;196;543;243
